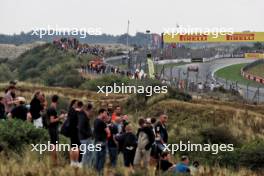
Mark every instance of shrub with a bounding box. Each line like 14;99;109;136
238;140;264;170
167;87;192;101
200;126;240;146
0;119;49;153
0;64;16;82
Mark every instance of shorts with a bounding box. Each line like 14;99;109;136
123;149;136;167
49;127;59;145
70;133;80;148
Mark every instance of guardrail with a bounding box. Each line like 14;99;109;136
241;60;264;85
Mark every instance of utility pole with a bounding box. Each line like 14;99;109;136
126;20;130;49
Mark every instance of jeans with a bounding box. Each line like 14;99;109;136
108;147;118;167
80;138;94;167
94;142;106;174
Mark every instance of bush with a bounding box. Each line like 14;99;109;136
238;140;264;170
167;87;192;101
0;119;49;153
0;64;16;82
7;43;93;88
200;126;240;146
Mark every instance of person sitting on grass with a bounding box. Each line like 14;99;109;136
156;152;174;173
173;155;191;174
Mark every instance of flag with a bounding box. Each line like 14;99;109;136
147;55;155;78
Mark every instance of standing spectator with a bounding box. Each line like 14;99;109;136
30;91;44;128
47;95;65;166
154;113;168;154
78;103;93;167
107;116;119;167
111;105;122;122
107;103;114;117
134;118;155;169
68;100;80;167
94;108;111;174
115;124;137;171
9;97;28;121
121;115;130;133
3;86;17;114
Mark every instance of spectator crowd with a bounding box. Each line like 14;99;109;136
0;81;199;176
80;63;148;81
53;37;105;57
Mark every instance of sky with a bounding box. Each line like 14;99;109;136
0;0;263;35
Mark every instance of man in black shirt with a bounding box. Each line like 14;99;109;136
47;95;65;166
155;113;168;155
68;99;80;167
155;113;168;143
10;97;28;121
93;108;110;174
78;103;93;167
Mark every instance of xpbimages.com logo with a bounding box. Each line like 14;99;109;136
162;141;234;155
31;141;102;154
97;83;168;96
163;25;234;38
31;25;102;38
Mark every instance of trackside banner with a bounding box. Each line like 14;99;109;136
245;53;264;59
163;32;264;43
147;57;155;78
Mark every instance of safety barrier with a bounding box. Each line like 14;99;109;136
241;60;264;84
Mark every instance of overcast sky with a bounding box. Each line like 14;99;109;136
1;0;263;35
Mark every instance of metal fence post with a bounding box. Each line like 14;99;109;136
257;87;260;104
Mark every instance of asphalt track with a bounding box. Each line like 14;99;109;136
105;56;264;102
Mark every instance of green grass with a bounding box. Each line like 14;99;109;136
215;63;264;87
247;63;264;78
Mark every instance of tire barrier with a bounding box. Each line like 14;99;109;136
241;60;264;84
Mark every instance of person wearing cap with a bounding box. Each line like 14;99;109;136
173;155;191;174
8;97;28;121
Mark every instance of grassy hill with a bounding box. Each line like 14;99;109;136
0;42;45;60
3;43;95;87
247;63;264;78
0;82;263;175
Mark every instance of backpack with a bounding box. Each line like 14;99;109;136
41;110;49;129
60;117;71;137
